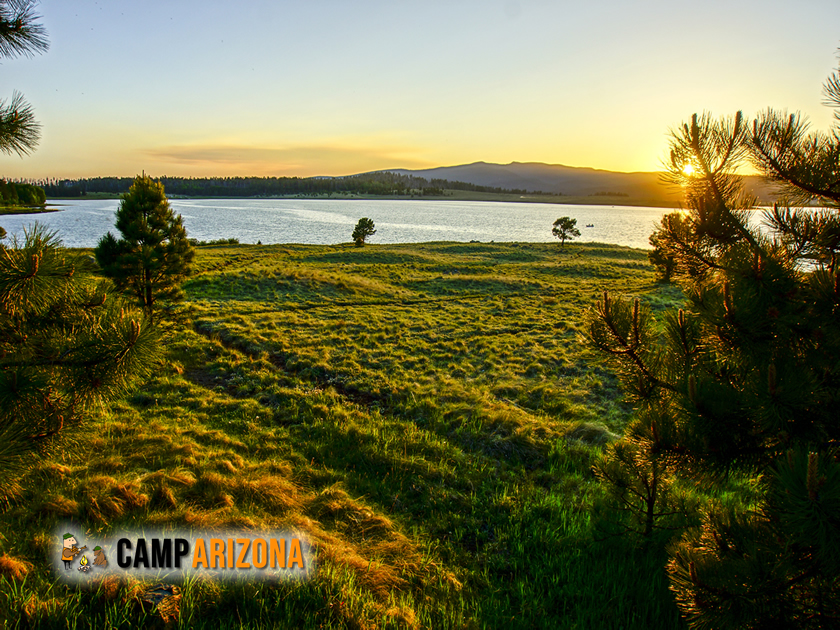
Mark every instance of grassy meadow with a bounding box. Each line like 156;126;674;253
0;240;688;629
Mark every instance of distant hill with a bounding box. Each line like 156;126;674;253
381;161;778;206
42;161;780;208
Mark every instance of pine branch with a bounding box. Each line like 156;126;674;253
0;91;40;156
751;113;840;204
823;68;840;121
662;214;727;274
595;293;678;394
0;0;48;58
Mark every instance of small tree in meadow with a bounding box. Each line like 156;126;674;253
95;175;194;319
352;217;376;247
551;216;580;246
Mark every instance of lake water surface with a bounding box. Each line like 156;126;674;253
0;199;677;250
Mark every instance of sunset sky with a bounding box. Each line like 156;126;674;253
1;0;839;179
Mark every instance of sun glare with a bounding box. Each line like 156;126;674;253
682;163;696;176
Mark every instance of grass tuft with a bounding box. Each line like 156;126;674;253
0;555;31;581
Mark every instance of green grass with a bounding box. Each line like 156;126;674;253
0;241;688;629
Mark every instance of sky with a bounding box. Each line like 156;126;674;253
1;0;839;179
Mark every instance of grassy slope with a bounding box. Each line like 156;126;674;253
0;241;686;629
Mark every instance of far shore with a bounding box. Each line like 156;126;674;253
0;204;62;216
45;188;684;209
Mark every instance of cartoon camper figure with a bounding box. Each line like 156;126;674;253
61;533;87;570
92;546;107;568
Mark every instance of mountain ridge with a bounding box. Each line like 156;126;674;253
374;160;775;205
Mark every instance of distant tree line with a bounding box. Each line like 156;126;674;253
37;172;546;199
0;179;46;206
424;177;543;195
13;182;46;205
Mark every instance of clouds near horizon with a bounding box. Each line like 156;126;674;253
142;143;437;177
0;0;838;179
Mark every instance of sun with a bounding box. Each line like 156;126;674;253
682;163;696;176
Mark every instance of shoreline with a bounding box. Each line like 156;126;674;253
45;189;683;209
0;204;62;216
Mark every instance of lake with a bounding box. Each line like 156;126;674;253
0;199;677;250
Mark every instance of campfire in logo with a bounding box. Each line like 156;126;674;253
78;555;91;573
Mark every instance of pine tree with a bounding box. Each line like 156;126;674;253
352;217;376;247
95;175;195;319
587;60;840;628
0;225;158;500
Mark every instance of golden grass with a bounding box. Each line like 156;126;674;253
78;476;150;525
22;594;64;622
43;404;437;608
33;494;79;517
0;554;31;580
